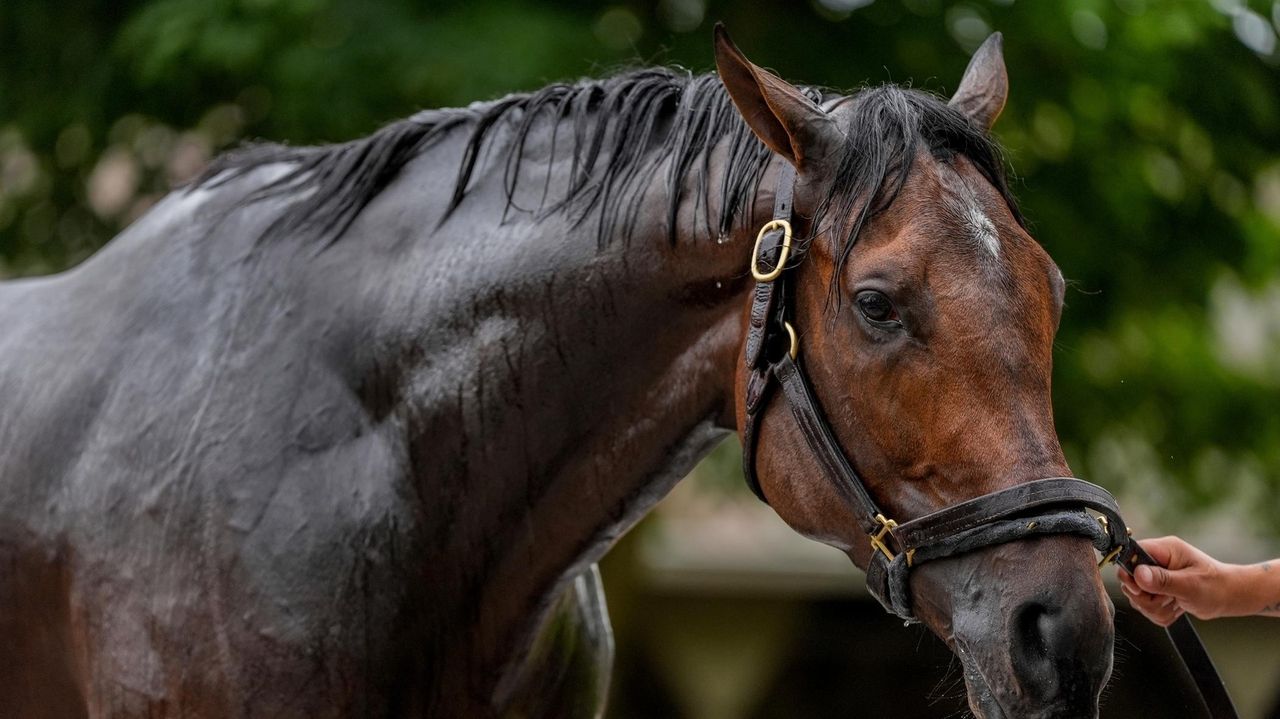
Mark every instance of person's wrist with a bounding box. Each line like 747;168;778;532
1208;560;1239;616
1260;560;1280;616
1212;562;1250;618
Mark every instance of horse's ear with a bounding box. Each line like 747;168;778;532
949;32;1008;131
713;23;835;170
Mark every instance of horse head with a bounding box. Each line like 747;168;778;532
718;28;1113;718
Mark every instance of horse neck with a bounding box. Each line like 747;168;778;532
347;127;785;666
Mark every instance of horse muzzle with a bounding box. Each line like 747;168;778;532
926;534;1115;719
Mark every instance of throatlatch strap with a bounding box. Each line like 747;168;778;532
772;354;886;536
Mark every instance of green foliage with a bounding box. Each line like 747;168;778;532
2;0;1279;532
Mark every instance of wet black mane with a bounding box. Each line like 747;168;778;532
196;66;1021;267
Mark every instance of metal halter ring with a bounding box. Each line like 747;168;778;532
783;321;798;360
751;219;793;282
1099;545;1124;568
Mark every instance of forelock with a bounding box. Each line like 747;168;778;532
812;85;1022;301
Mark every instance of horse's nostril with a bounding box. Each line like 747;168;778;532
1014;600;1055;661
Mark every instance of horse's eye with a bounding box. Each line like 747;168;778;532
856;291;900;326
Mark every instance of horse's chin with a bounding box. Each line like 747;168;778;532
958;654;1101;719
959;652;1008;719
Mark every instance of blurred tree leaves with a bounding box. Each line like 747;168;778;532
2;0;1280;533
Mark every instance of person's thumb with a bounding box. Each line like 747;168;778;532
1134;563;1190;598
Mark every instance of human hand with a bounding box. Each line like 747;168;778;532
1116;536;1238;626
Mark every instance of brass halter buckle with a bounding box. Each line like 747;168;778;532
751;219;793;282
870;513;899;562
1095;514;1132;567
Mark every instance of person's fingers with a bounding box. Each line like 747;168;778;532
1122;536;1232;624
1133;562;1196;600
1118;574;1148;605
1129;599;1173;626
1116;552;1201;626
1138;536;1193;571
1138;536;1176;567
1151;607;1185;628
1120;577;1153;601
1128;594;1184;627
1119;580;1176;616
1130;595;1167;614
1116;569;1141;594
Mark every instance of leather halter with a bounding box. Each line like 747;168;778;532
740;163;1238;718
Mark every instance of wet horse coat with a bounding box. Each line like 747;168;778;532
0;71;769;717
1;31;1117;718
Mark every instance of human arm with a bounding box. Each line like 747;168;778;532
1115;536;1280;626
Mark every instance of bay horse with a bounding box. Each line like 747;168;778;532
0;28;1113;718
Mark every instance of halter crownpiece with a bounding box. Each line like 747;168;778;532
738;162;1237;718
